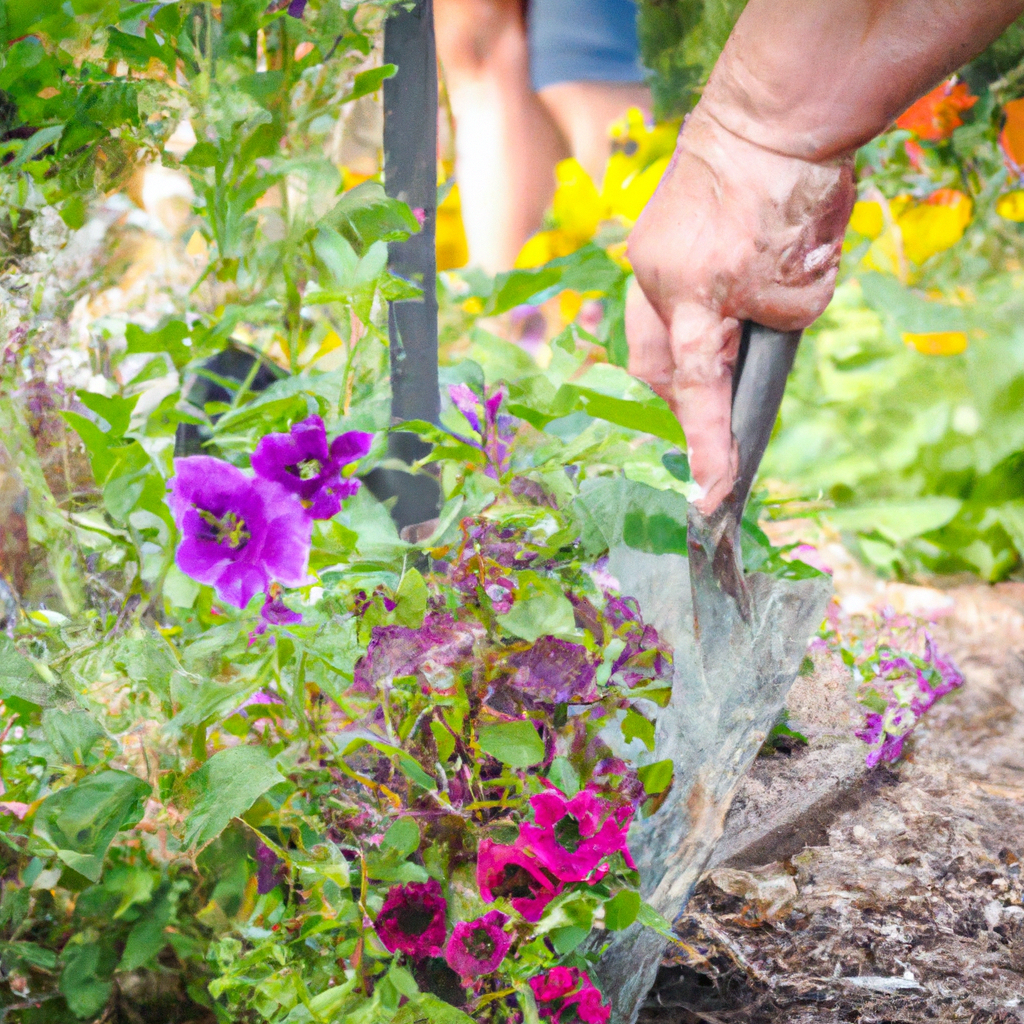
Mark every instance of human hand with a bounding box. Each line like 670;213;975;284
626;105;855;512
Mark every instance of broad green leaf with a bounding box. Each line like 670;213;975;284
574;478;689;557
183;745;284;849
477;720;545;769
59;940;111;1019
638;759;673;795
573;387;685;445
125;320;194;368
547;756;579;796
394;568;428;627
42;709;104;765
344;63;397;102
823;498;961;541
392;994;476;1024
383;817;421;858
603;889;641;930
621;708;656;752
496;571;575;641
34;770;151;882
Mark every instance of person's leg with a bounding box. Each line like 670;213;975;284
539;81;651;184
435;0;570;273
529;0;651;184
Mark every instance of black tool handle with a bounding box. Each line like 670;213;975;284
729;322;801;511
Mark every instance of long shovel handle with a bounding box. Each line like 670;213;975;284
688;322;802;621
730;322;802;511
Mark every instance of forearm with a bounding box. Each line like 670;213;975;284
703;0;1024;161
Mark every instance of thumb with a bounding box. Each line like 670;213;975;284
625;277;674;406
667;301;742;514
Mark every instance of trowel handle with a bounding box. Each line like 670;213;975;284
730;322;802;510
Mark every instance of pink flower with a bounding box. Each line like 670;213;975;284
530;966;580;1002
477;839;562;922
444;910;511;978
529;968;611;1023
519;784;635;883
374;879;447;958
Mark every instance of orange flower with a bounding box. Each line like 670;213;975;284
896;80;977;142
1000;97;1024;176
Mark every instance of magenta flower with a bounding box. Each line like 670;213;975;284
519;784;635;883
530;967;580;1003
444;910;511;979
375;879;447;959
448;384;514;479
251;416;373;520
506;637;598;704
529;968;611;1024
168;456;311;609
477;839;562;923
260;587;302;627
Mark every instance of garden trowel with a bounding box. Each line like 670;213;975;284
595;323;833;1023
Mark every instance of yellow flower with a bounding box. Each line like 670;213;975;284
605;240;631;271
514;228;583;269
436;183;469;271
551;158;603;244
848;200;884;239
902;331;968;356
607;107;678;175
898;189;972;265
461;296;484;315
606;156;670;223
996;190;1024;222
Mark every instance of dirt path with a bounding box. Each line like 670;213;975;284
641;556;1024;1022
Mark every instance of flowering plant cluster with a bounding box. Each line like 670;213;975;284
162;400;675;1021
815;603;964;767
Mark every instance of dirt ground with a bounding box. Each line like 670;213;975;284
640;540;1024;1023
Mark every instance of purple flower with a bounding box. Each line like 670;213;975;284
519;784;635;884
604;593;673;687
251;416;373;520
854;712;884;746
375;879;448;959
443;910;511;979
506;637;598;704
287;0;307;16
477;839;562;923
352;613;480;695
168;456;312;609
448;384;514;479
261;586;302;627
254;843;285;894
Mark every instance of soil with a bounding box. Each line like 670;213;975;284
640;537;1024;1024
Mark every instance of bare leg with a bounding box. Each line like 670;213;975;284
435;0;570;273
539;81;652;184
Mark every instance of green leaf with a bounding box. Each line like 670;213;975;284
344;63;397;102
430;720;456;763
0;635;63;707
496;571;576;642
823;498;961;542
8;125;62;171
547;756;579;796
394;568;428;627
75;390;138;438
550;924;589;953
325;181;420;252
183;746;284;849
34;770;151;882
477;720;545;769
574;478;689;557
603;889;641;930
662;451;691;482
487;267;564;315
392;994;476;1024
573;387;686;445
125;320;194;368
637;759;673;795
622;708;656;752
42;709;104;765
59;940;112;1019
383;817;421;858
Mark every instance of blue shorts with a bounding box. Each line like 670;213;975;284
527;0;645;92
